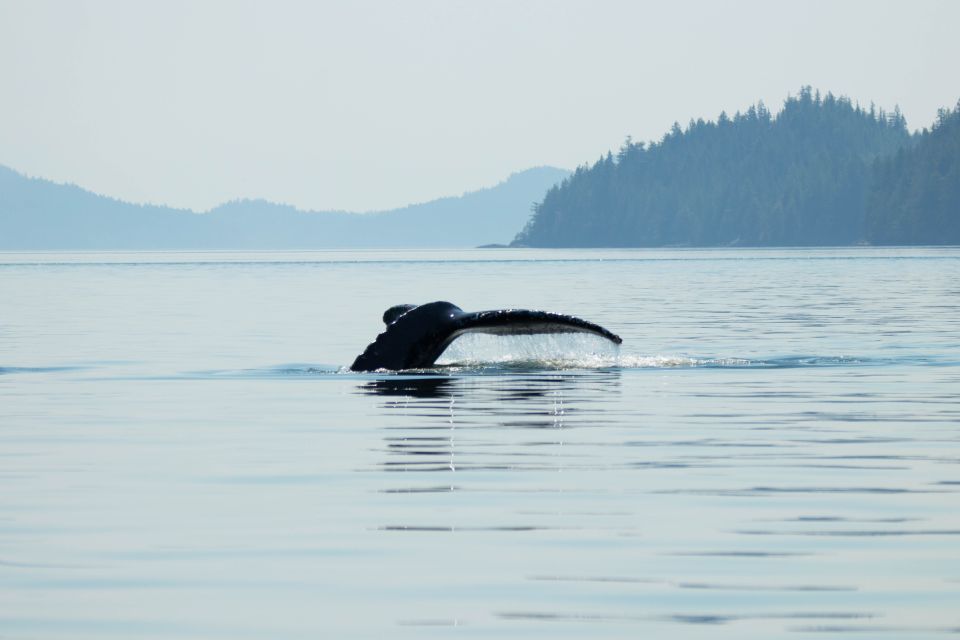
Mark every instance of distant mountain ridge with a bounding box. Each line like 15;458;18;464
514;88;960;247
0;166;570;249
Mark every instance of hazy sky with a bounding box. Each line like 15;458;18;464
1;0;958;212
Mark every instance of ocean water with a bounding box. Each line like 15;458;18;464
1;247;959;639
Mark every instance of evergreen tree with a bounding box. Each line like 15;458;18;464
866;100;960;244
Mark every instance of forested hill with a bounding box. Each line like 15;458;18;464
867;103;960;244
513;88;953;247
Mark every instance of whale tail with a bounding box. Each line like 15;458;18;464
350;301;621;371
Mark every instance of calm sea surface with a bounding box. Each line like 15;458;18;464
1;247;959;639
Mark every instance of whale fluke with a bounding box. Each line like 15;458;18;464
350;301;622;372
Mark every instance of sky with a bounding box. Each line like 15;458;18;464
1;0;958;213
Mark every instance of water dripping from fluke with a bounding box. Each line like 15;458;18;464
435;333;622;370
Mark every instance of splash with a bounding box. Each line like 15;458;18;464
615;355;872;369
430;334;877;371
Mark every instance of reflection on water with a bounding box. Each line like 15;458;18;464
361;372;618;473
357;363;960;637
360;375;457;398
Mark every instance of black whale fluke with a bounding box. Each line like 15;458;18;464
350;301;622;372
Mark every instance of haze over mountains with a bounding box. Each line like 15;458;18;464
0;166;569;250
3;89;958;251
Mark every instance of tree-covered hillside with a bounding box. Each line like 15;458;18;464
866;102;960;244
514;88;917;247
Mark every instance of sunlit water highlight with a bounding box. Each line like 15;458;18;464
1;247;959;639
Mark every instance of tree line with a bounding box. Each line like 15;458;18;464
513;87;959;247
